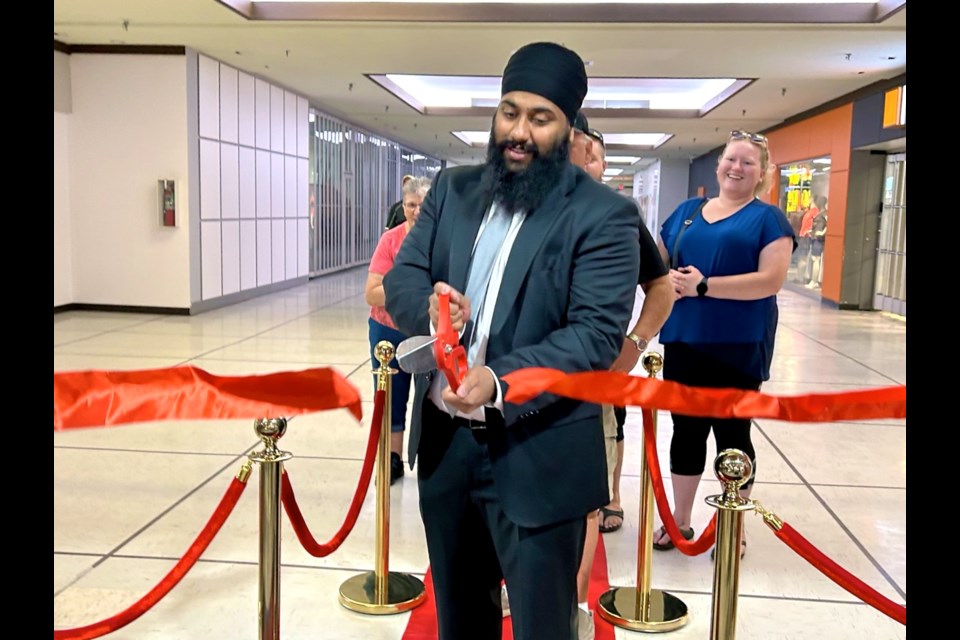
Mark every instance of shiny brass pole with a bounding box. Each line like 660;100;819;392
705;449;756;640
374;340;392;603
248;417;293;640
339;340;426;615
598;352;688;632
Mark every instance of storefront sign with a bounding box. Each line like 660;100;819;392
883;85;906;128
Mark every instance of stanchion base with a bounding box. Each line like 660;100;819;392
597;587;688;632
339;571;426;615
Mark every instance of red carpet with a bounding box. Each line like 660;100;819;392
402;534;616;639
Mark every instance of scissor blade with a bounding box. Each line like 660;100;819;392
396;335;439;374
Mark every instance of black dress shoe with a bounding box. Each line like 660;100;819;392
390;452;404;485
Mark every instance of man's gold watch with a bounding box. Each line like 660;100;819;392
627;333;648;352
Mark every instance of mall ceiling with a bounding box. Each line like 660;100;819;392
53;1;906;177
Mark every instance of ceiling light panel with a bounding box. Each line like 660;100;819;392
372;74;745;114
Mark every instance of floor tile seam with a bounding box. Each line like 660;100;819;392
54;445;379;466
616;472;905;491
84;449;257;579
53;316;167;348
55;551;428;578
775;323;904;386
753;421;907;601
652;586;901;607
760;380;902;389
54;445;261;457
755;420;905;428
164;290;368;361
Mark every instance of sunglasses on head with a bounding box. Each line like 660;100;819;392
586;128;605;146
730;130;768;145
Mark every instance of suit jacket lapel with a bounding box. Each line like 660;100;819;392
491;164;578;335
448;178;490;292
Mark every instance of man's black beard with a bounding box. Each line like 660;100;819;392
480;131;570;212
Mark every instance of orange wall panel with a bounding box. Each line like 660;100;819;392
766;104;853;305
821;237;843;300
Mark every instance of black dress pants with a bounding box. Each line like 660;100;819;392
417;400;586;640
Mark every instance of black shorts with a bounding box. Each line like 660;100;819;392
613;406;626;442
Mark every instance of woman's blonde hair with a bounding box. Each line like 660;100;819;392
721;131;771;197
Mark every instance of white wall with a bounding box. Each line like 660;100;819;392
68;54;191;308
195;54;310;302
54;112;73;306
54;50;73;307
657;158;692;228
54;49;71;113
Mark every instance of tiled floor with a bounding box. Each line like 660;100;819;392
54;267;906;639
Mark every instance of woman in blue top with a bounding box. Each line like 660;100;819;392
652;131;795;558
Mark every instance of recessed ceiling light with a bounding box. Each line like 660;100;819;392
370;74;745;113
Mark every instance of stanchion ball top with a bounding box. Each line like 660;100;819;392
714;449;753;487
641;351;664;376
375;340;396;366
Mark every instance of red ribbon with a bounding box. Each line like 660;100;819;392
503;368;905;422
54;365;363;430
54;473;249;639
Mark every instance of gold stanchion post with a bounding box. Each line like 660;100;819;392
705;449;756;640
598;351;689;632
339;340;426;614
248;417;293;640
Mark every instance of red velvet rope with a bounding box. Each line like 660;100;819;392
54;365;363;430
281;388;385;556
640;410;907;624
503;368;905;422
642;407;717;555
774;523;906;625
54;473;250;640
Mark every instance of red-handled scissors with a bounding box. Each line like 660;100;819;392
434;291;467;392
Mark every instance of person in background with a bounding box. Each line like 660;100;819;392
384;42;640;640
365;176;432;484
565;112;674;640
581;118;674;539
807;196;828;288
796;196;820;283
653;130;795;559
384;174;415;230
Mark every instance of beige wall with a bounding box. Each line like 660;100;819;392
67;53;192;308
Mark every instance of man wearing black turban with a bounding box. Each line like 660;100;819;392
385;42;640;640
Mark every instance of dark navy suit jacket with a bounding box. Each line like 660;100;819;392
384;162;640;528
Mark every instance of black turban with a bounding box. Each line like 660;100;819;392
501;42;588;125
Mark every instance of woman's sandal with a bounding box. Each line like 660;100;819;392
598;506;625;533
652;525;694;551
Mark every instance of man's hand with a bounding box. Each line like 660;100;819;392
441;366;495;414
610;338;642;373
429;282;471;332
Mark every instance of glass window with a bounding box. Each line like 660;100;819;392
778;158;830;292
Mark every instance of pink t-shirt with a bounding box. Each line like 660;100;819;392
368;224;408;329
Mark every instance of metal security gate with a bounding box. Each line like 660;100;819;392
873;153;906;316
306;109;443;278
